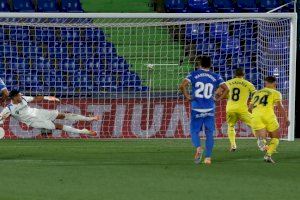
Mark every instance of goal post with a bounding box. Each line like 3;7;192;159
0;13;297;140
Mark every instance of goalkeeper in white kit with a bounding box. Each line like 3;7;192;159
0;90;100;135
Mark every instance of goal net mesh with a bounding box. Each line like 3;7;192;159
0;17;291;139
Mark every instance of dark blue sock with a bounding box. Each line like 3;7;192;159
205;129;214;158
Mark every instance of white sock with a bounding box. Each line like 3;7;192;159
62;125;88;134
64;113;94;122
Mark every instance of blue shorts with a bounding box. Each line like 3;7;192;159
190;110;215;135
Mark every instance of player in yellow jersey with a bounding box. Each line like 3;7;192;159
225;68;256;151
249;76;289;163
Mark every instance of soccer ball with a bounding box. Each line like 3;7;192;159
0;127;5;139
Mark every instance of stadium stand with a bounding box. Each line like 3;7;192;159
37;0;60;12
0;1;147;95
164;0;294;13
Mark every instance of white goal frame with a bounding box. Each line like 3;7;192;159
0;12;297;141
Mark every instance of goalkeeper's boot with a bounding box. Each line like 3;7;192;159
264;155;275;164
82;129;97;136
230;145;237;152
194;147;203;164
204;157;211;165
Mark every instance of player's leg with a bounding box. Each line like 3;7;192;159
55;123;97;136
30;120;97;136
239;111;255;137
252;113;268;151
226;111;238;151
255;129;268;152
264;119;280;163
56;113;100;121
203;114;216;165
190;111;204;164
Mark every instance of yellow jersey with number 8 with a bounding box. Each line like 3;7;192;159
226;78;256;111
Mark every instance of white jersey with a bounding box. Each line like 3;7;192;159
0;96;43;125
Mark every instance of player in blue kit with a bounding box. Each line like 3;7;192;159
179;56;228;165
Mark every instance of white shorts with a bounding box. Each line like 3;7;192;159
29;109;59;130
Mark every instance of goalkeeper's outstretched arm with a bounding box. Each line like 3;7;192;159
25;96;60;102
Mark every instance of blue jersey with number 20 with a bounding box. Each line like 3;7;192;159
186;69;224;112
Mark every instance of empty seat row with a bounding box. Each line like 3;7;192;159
0;0;83;13
165;0;294;13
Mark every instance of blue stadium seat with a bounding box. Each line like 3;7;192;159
61;0;84;12
212;0;235;12
12;0;35;12
187;0;212;12
185;24;205;41
268;38;289;54
220;37;241;55
236;0;259;12
165;0;185;13
37;0;59;12
94;73;117;91
119;71;142;90
84;28;106;43
209;23;229;40
106;56;130;73
260;0;280;12
0;0;10;12
196;39;216;55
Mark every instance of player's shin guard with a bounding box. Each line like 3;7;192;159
64;113;94;122
228;125;236;148
267;138;279;156
63;125;87;134
205;130;214;158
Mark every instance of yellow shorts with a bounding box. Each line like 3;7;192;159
252;112;279;132
226;109;253;127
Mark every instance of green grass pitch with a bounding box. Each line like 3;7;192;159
0;139;300;200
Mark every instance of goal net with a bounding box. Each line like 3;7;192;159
0;13;296;140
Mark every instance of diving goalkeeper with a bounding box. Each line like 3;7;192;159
0;90;99;135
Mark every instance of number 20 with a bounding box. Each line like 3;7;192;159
195;82;214;99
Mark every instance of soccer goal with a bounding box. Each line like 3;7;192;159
0;13;297;140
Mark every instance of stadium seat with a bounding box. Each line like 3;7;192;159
196;39;216;55
187;0;212;13
37;0;59;12
185;24;205;41
260;0;280;12
220;37;241;55
106;56;130;73
0;0;10;12
12;0;35;12
209;23;229;40
119;71;142;90
212;0;235;12
94;73;117;91
236;0;259;12
61;0;84;12
164;0;185;13
84;28;106;43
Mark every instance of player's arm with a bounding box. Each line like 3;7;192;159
179;79;191;101
276;101;290;127
215;83;229;101
0;88;9;105
23;96;60;102
0;107;11;125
